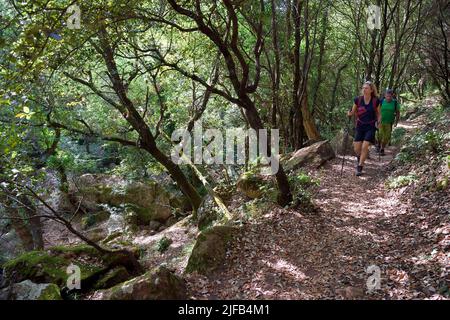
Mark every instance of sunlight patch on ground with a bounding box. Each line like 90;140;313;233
263;258;307;282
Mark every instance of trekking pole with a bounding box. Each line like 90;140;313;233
340;115;352;178
376;122;381;162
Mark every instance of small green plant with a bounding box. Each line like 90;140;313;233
386;174;417;189
287;171;319;210
423;130;444;153
395;147;414;164
390;127;407;146
289;171;320;189
242;199;266;220
156;236;173;253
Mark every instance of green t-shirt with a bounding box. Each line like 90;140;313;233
381;99;400;124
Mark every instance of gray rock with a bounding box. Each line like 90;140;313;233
185;225;238;275
330;129;356;156
72;174;173;223
282;140;335;171
0;280;61;300
94;266;187;300
149;220;162;231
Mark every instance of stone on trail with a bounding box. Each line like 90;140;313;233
282;140;335;171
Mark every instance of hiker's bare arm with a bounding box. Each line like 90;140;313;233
376;104;381;123
348;104;357;117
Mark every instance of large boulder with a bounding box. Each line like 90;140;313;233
73;174;173;224
3;250;71;286
2;246;104;288
92;266;131;290
94;266;187;300
330;129;356;156
282;140;335;171
185;225;237;275
0;230;23;266
168;191;192;213
0;280;62;300
81;211;110;230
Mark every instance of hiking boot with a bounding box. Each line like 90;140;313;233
376;144;381;153
356;165;363;176
380;149;385;156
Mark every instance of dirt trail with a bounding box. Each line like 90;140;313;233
185;117;448;300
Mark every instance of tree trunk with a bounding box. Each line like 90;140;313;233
19;195;44;250
243;99;293;206
8;208;35;251
270;0;281;128
301;91;321;140
96;25;202;210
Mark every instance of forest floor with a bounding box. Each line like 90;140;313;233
185;105;449;300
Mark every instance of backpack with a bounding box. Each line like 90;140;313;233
355;96;378;126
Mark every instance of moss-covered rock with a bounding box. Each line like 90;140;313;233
124;203;168;226
95;266;187;300
74;174;173;223
236;172;265;199
0;280;62;300
3;251;69;286
3;247;104;288
93;266;131;290
37;283;62;300
81;211;110;230
185;225;238;275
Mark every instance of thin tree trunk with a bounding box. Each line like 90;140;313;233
270;0;281;128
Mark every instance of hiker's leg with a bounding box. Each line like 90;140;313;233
388;123;393;146
360;141;371;165
379;124;391;152
354;141;362;157
387;124;393;148
379;125;386;150
354;127;363;158
360;127;376;165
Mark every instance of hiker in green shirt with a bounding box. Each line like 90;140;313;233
376;89;400;155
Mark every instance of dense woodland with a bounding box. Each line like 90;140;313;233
0;0;448;301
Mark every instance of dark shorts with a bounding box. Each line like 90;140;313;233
354;126;376;143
